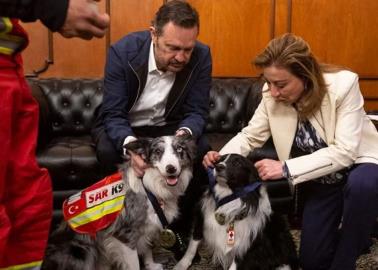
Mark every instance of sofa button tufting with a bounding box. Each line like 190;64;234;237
69;170;75;175
85;103;91;108
63;102;68;107
53;122;59;127
75;121;81;125
221;120;225;125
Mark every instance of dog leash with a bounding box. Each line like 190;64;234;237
142;184;186;253
206;167;262;210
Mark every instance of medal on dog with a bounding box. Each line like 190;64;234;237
215;212;226;225
160;229;176;248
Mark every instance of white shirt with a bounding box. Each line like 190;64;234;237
124;42;176;147
128;42;176;127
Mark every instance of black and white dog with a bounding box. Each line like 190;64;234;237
174;153;298;270
42;135;196;270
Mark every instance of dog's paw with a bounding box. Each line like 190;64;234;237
144;262;164;270
173;260;191;270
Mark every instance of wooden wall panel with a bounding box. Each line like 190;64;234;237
359;80;378;112
274;0;291;36
22;0;163;78
110;0;163;43
189;0;274;77
21;22;49;76
290;0;378;78
289;0;378;110
22;2;108;78
46;36;106;78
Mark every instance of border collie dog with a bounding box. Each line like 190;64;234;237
174;154;298;270
42;135;196;270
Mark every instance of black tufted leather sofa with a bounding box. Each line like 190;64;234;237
28;77;293;228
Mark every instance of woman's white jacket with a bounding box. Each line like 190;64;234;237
220;70;378;185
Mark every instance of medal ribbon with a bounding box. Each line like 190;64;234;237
143;183;187;253
206;167;262;210
143;185;170;229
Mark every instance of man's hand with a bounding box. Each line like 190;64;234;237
202;151;221;168
254;159;283;181
59;0;110;40
129;151;149;178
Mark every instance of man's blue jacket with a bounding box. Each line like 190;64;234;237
94;31;212;152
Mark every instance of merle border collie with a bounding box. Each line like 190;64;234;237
174;153;299;270
42;135;196;270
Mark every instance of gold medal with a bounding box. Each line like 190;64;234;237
160;229;176;248
215;212;226;225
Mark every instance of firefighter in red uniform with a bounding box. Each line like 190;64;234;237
0;1;109;269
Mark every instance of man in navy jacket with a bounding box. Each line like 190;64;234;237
92;1;212;255
92;0;212;175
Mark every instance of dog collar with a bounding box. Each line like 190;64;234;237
206;167;262;210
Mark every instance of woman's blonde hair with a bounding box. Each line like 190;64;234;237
254;33;331;119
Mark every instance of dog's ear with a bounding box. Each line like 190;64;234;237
176;134;197;161
249;165;261;183
124;137;152;160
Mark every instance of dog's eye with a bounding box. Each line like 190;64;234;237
153;149;162;155
176;146;183;153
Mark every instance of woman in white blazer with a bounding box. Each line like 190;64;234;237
203;33;378;270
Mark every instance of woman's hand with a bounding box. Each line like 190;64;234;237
202;151;221;168
254;159;284;181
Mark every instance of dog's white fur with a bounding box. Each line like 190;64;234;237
203;187;272;268
174;187;271;270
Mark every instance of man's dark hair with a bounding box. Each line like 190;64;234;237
152;0;199;36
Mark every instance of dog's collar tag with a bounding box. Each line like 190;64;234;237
227;222;235;246
62;172;126;236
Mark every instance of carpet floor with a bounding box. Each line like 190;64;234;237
153;232;378;269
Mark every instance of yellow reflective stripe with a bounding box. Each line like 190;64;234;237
68;195;125;228
0;18;25;55
0;46;13;55
0;33;24;43
0;260;42;270
0;34;25;55
0;17;13;34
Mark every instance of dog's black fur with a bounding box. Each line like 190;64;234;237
174;153;299;270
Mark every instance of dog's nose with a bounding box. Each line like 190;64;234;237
166;164;177;174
